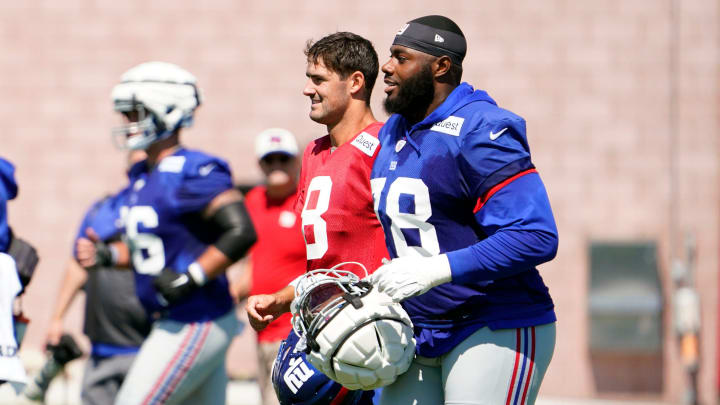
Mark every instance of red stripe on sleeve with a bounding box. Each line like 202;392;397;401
473;169;538;213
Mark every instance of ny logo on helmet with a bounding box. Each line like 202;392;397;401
283;357;315;394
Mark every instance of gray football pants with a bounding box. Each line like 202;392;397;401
380;323;556;405
81;353;136;405
114;311;238;405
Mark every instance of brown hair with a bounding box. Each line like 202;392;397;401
305;32;379;104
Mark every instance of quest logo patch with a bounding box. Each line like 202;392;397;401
351;132;380;157
431;116;465;136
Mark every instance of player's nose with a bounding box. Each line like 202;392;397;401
381;59;394;75
302;80;315;97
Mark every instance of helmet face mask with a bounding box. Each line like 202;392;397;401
111;101;162;151
291;264;371;353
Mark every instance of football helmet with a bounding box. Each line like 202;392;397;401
110;61;202;150
291;263;415;390
272;331;375;405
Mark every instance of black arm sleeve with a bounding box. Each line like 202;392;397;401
210;200;257;262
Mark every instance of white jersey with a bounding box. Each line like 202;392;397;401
0;253;27;392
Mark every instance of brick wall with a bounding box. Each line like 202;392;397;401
1;1;716;402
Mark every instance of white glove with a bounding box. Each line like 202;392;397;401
368;254;452;302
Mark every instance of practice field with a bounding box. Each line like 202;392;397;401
0;360;669;405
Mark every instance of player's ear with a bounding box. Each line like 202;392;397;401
433;55;452;79
348;71;366;98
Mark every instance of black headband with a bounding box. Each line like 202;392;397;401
392;21;467;66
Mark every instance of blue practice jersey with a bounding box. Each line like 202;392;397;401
371;83;558;357
74;188;151;355
125;148;234;323
0;158;18;253
74;190;130;250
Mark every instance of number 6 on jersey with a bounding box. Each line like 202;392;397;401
125;205;166;275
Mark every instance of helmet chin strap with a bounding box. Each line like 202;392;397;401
341;280;372;310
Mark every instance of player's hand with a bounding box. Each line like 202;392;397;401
246;294;284;332
153;268;200;306
368;254;452;302
75;228;113;269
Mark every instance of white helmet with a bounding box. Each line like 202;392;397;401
291;263;416;391
110;61;202;150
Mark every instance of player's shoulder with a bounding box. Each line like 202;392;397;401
83;184;128;224
459;102;526;139
85;193;114;217
167;148;231;178
177;148;230;169
305;135;331;157
348;122;383;158
361;121;383;137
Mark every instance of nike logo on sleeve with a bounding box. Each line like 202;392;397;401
489;128;508;141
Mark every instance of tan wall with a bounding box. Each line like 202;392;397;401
2;1;717;403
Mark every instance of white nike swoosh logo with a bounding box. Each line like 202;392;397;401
170;274;189;288
199;164;216;176
489;127;508;140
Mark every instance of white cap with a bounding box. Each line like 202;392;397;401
255;128;299;160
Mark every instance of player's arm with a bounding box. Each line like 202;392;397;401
46;259;88;345
246;148;308;330
246;284;295;331
371;121;558;301
75;228;130;269
196;188;256;278
371;175;558;301
154;188;257;304
446;172;558;284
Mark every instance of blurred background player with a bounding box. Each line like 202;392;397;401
0;157;35;392
245;32;387;405
369;15;558;405
43;149;151;405
0;158;17;255
0;157;39;296
75;61;257;405
230;128;306;405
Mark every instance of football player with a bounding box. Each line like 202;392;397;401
75;61;257;405
245;32;388;404
44;150;151;405
0;157;17;254
369;16;559;405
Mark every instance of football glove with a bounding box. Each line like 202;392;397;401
93;240;115;268
153;263;206;306
368;254;452;302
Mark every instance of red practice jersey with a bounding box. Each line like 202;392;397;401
245;185;307;342
295;122;389;276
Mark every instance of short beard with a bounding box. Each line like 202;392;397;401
383;64;435;121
